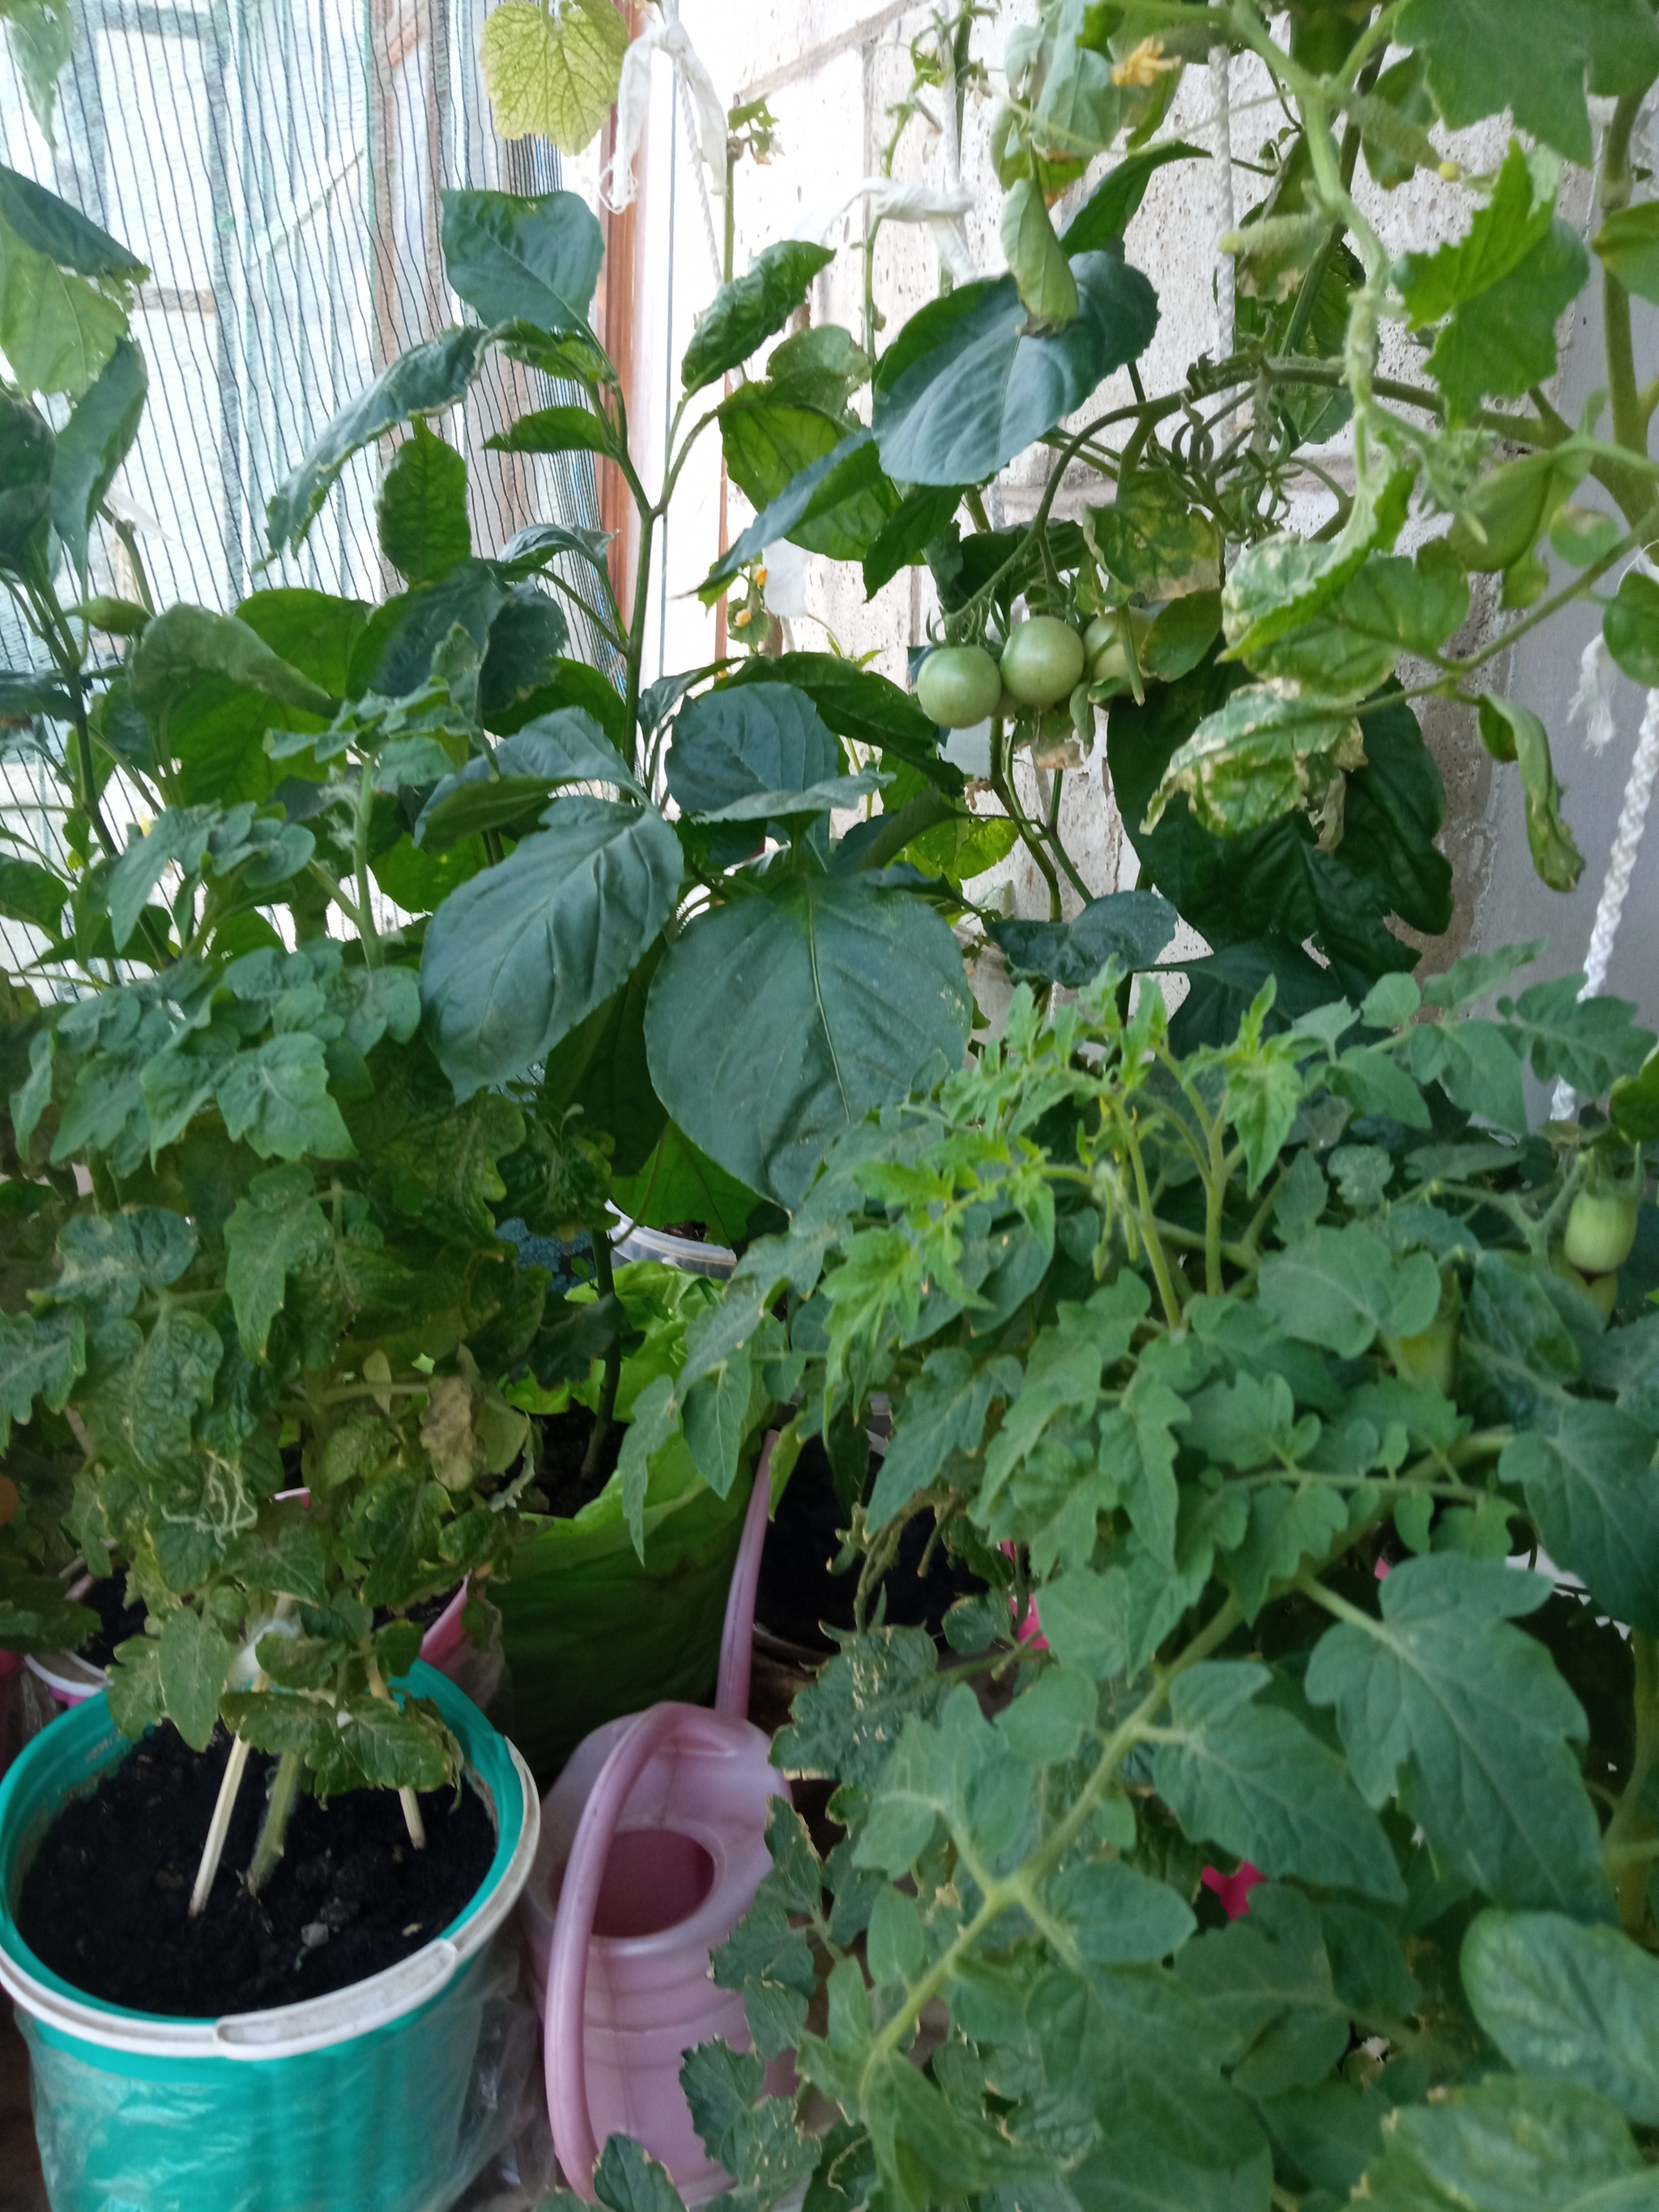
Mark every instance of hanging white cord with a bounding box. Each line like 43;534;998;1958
679;70;725;287
1550;688;1659;1119
1209;46;1235;359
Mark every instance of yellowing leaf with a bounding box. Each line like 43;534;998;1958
479;0;629;155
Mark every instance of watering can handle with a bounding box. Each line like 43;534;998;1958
714;1430;777;1719
546;1698;706;2197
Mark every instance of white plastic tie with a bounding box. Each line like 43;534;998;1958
1550;684;1659;1118
803;175;977;284
1570;633;1618;756
602;19;727;212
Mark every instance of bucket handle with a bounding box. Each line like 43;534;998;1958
546;1699;706;2196
714;1430;776;1720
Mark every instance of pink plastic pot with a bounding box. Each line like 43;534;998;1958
522;1447;790;2202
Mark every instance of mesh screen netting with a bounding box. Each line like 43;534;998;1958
0;0;612;968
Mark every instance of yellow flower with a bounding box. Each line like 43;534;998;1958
734;607;752;629
1111;36;1177;87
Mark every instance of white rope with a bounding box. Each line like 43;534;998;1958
1550;686;1659;1119
1570;633;1618;756
800;175;977;283
602;19;727;212
1209;46;1235;359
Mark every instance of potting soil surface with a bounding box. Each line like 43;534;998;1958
536;1406;623;1519
16;1724;495;2017
75;1575;148;1670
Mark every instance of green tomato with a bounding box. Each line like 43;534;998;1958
1563;1190;1639;1276
1082;609;1154;684
1550;1244;1619;1323
1000;617;1086;706
1394;1315;1458;1397
917;644;1003;728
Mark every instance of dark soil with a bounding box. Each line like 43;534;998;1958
373;1586;457;1635
659;1221;710;1242
536;1406;622;1519
17;1724;495;2018
757;1437;984;1652
75;1575;147;1669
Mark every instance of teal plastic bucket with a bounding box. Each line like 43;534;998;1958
0;1662;540;2212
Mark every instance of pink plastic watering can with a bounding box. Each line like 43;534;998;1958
521;1441;791;2202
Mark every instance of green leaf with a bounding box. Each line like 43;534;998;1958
417;714;638;848
216;1034;356;1161
265;325;494;556
683;241;837;395
1361;2077;1659;2212
0;1304;83;1449
1462;1911;1659;2127
772;1625;949;1787
644;876;972;1207
1478;697;1584;893
1154;1662;1405;1902
854;1684;1031;1873
1499;1405;1659;1635
1243;548;1469;697
1259;1225;1440;1358
872;253;1158;487
50;335;145;584
721;651;958;789
1397;0;1659;165
1090;472;1220;596
338;1692;456;1790
222;1163;332;1362
1061;143;1207;252
477;0;629;155
868;1347;1023;1529
53;1207;194;1311
0;164;145;279
377;419;470;586
666;680;838;816
610;1119;761;1245
1606;570;1659;688
1221;468;1412;666
420;795;683;1100
1144;684;1363;841
486;401;612;456
1304;1554;1610;1914
1175;1886;1350;2097
1593;202;1659;306
158;1606;233;1753
132;605;335;736
0;855;64;934
616;1370;679;1558
1001;178;1078;332
1501;973;1653;1095
1397;146;1589;422
439;185;604;330
0;214;127;398
1047;1859;1196;1964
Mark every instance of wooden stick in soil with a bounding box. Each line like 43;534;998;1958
191;1596;297;1916
247;1749;305;1896
366;1660;426;1851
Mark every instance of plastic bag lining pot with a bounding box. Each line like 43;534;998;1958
496;1437;757;1787
0;1660;540;2212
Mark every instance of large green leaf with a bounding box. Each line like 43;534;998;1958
159;1606;234;1753
702;431;885;596
49;334;145;583
420;795;683;1099
1360;2077;1659;2212
666;680;838;816
721;652;960;791
1397;144;1589;421
438;186;603;333
0;165;144;278
1499;1404;1659;1634
0;215;128;397
1462;1912;1659;2127
541;940;667;1178
216;1034;356;1161
377;419;470;585
223;1163;333;1362
0;1304;83;1449
1304;1554;1610;1914
644;875;972;1207
349;560;506;700
416;712;637;850
1397;0;1659;165
1154;1663;1405;1902
266;325;494;556
1258;1225;1440;1358
871;253;1158;487
683;241;837;396
476;0;629;154
1241;549;1469;697
132;605;335;735
989;890;1175;988
1061;143;1207;253
1145;684;1363;841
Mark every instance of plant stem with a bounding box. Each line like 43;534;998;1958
190;1732;254;1916
1603;95;1647;459
353;759;381;967
581;1232;622;1479
247;1749;306;1895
